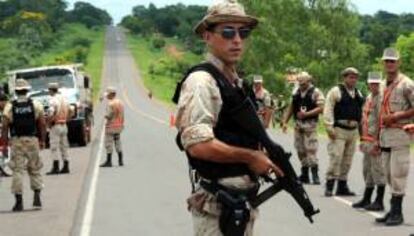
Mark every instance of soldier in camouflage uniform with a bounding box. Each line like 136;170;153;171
100;87;125;167
282;72;325;185
352;72;386;211
253;75;272;128
323;67;365;197
0;93;11;177
1;79;46;211
174;1;283;235
46;82;71;175
375;48;414;226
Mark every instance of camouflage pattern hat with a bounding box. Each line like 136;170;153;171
297;71;312;85
14;78;31;91
194;0;259;37
367;71;382;84
341;67;359;77
253;74;263;83
48;82;59;90
106;86;116;94
381;48;400;61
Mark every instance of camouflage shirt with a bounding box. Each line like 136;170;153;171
175;53;242;150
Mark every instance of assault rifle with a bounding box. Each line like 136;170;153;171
230;98;320;223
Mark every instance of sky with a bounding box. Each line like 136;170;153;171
65;0;414;24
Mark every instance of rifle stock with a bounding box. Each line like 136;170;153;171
230;98;320;223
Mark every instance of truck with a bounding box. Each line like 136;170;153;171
4;64;93;146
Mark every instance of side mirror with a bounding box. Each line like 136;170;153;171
3;82;9;95
84;76;90;89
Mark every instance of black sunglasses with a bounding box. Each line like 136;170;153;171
384;59;397;64
213;26;251;40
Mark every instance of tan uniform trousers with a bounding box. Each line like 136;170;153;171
49;124;69;161
361;145;386;187
104;130;122;154
381;146;410;195
8;137;43;194
326;127;358;180
294;128;318;167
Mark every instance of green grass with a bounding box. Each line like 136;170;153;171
84;30;105;100
126;35;201;104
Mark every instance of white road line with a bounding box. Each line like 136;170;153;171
334;196;383;218
80;126;105;236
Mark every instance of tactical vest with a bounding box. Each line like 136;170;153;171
173;63;259;180
10;99;37;137
292;87;318;121
333;84;364;123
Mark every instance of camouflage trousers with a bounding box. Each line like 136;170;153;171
360;142;386;187
294;128;318;167
382;146;410;195
190;176;258;236
326;127;358;180
105;130;122;154
49;124;69;161
8;137;43;194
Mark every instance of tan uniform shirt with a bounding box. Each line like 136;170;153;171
48;93;69;123
380;73;414;147
3;95;44;122
362;92;382;140
323;85;363;132
294;85;325;130
105;98;124;133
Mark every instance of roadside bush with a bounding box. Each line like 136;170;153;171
151;37;166;49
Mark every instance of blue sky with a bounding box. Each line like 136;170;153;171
66;0;414;24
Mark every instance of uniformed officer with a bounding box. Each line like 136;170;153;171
253;75;272;128
1;79;46;211
100;87;124;167
323;67;365;197
46;82;71;175
352;72;386;211
375;48;414;226
0;93;11;177
282;71;325;185
174;1;283;235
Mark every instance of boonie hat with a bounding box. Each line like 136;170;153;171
341;67;359;77
381;48;400;61
297;71;312;85
15;79;31;91
48;82;59;90
253;75;263;83
106;86;116;94
194;0;258;37
367;71;382;84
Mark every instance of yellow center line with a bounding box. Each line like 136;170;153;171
121;87;169;126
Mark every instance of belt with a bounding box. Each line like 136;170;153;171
200;180;259;201
334;123;358;130
380;147;391;153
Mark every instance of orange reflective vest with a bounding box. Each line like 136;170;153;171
361;97;376;142
379;78;404;129
53;95;69;124
106;99;124;129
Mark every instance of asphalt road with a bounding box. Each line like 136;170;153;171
1;26;414;236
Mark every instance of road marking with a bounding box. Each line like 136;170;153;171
334;196;383;218
121;87;169;126
80;126;105;236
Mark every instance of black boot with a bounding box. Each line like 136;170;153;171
336;180;355;196
12;194;23;212
376;196;392;223
100;153;112;167
352;187;374;208
33;190;42;208
299;166;310;184
118;152;123;166
325;179;335;197
386;195;404;226
310;165;320;185
46;160;60;175
60;160;70;174
365;185;385;211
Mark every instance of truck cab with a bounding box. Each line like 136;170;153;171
5;64;93;146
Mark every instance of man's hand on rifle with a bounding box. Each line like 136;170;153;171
248;150;284;177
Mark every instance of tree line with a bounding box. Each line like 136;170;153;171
121;0;414;95
0;0;112;76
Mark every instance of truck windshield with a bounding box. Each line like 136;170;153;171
17;70;75;91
